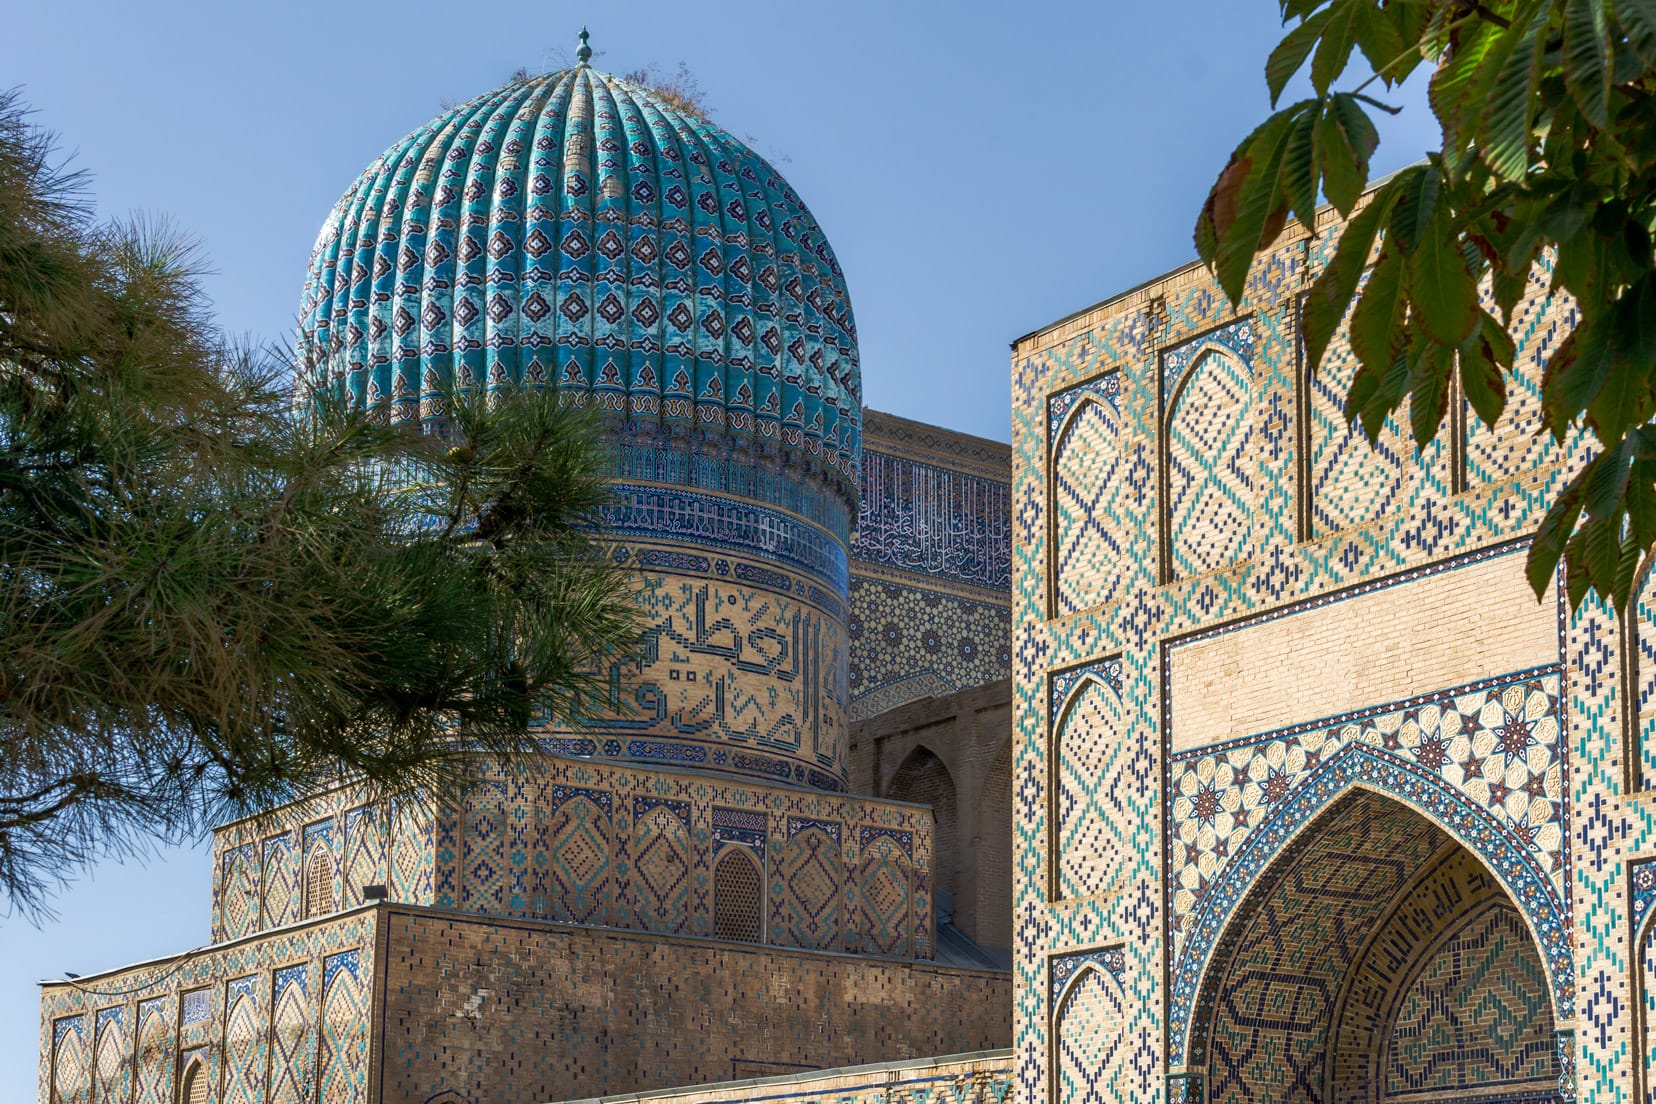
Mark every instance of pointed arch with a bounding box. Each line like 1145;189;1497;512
220;846;257;941
318;954;367;1104
778;823;843;951
177;1055;208;1104
1049;376;1125;617
1182;787;1563;1104
885;746;958;909
133;1002;170;1104
51;1018;88;1104
975;736;1014;951
221;991;262;1104
93;1013;128;1104
545;791;614;924
712;846;765;943
856;830;914;957
632;800;692;934
1049;665;1129;902
1051;960;1130;1104
268;968;314;1104
304;840;333;919
1303;284;1413;538
1171;751;1572;1072
1163;340;1255;581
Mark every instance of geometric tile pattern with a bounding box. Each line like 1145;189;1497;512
1463;260;1569;495
632;799;691;933
1051;374;1125;615
1382;904;1558;1100
222;986;264;1104
38;913;372;1104
1307;280;1410;537
133;1000;170;1104
221;844;257;942
1632;567;1656;795
1053;947;1129;1104
93;1009;127;1104
1164;323;1254;581
342;805;383;910
1053;660;1129;901
848;577;1011;721
1332;843;1558;1102
1010;194;1619;1104
269;967;313;1104
779;822;843;951
856;829;913;957
319;951;367;1104
546;790;615;926
52;1016;86;1104
261;834;298;931
1199;791;1446;1104
849;410;1013;720
1166;668;1567;977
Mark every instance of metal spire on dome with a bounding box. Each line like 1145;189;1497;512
576;27;591;66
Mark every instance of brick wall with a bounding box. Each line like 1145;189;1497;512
377;909;1012;1104
850;680;1013;954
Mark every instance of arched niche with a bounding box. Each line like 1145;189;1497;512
886;745;959;909
1182;787;1564;1104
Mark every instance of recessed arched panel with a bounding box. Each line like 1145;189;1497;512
1463;257;1568;491
304;842;333;920
52;1017;89;1104
220;847;257;941
1165;334;1255;581
342;806;383;910
778;822;843;951
713;846;764;943
886;746;958;907
133;1001;171;1104
178;1057;208;1104
269;967;314;1104
92;1013;127;1104
319;953;368;1104
1191;790;1560;1104
1053;960;1130;1104
856;830;913;957
263;835;298;929
545;791;615;925
1049;375;1126;616
632;800;691;934
1306;284;1412;537
1629;564;1656;794
1051;662;1128;902
221;990;264;1104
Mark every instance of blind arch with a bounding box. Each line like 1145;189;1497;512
713;848;764;943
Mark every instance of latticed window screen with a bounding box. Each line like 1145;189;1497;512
713;848;763;942
180;1059;208;1104
304;845;331;919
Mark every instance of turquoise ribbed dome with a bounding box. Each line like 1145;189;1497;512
298;61;861;494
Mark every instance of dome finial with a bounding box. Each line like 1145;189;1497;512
576;27;592;66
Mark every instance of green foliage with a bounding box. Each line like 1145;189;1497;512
1195;0;1656;611
0;91;639;918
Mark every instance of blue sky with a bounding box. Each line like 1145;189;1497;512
1;1;1439;1091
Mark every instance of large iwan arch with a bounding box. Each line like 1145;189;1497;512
1180;787;1564;1104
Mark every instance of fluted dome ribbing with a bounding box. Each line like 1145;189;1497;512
298;64;861;495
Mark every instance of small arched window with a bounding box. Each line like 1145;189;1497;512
304;843;332;919
179;1057;208;1104
713;848;763;943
